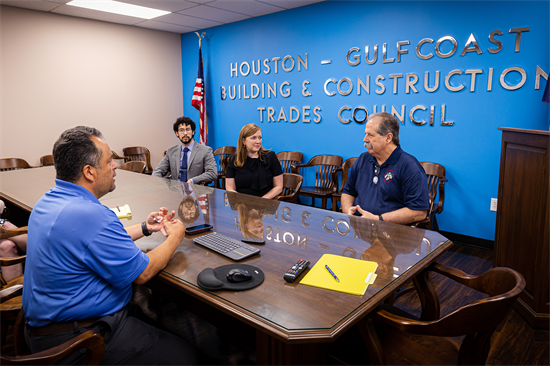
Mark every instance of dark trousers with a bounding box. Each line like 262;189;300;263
25;302;198;365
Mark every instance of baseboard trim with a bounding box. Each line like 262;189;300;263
438;230;494;250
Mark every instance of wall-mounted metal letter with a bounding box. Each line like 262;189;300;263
338;106;352;124
445;70;465;92
324;78;337;96
347;47;361;66
410;105;427;126
435;36;457;58
337;78;353;96
416;38;434;60
500;67;527;90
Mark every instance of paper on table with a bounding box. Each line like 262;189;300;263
300;254;378;296
110;204;132;220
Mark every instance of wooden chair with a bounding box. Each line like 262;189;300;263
276;151;303;174
39;155;54;167
1;307;105;365
212;146;236;189
118;161;147;174
0;226;27;345
420;162;447;231
0;159;32;172
360;262;525;366
276;173;303;203
291;155;343;210
122;147;152;175
331;157;358;212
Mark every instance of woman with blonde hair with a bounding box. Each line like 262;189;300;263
226;124;283;198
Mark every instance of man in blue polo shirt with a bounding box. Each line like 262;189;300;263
341;112;429;224
23;126;197;364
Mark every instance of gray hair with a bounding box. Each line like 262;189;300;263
53;126;104;182
368;112;399;146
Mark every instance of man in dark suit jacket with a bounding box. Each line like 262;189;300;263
153;116;217;184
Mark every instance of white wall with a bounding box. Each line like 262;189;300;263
0;5;183;167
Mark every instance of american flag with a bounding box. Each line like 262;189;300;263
192;47;207;144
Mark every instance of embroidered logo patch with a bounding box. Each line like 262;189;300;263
384;170;394;183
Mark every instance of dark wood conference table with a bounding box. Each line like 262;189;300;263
1;167;452;364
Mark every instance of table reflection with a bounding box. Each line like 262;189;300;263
165;180;213;226
226;191;280;239
349;215;426;287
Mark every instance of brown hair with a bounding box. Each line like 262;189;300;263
233;123;270;168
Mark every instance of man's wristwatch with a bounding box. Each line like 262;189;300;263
378;214;384;221
0;218;6;227
141;221;152;236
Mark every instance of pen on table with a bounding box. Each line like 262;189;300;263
325;265;339;282
116;206;120;212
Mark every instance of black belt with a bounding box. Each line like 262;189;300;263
27;318;99;336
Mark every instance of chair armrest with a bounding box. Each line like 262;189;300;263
436;177;447;214
291;161;317;174
409;217;430;229
1;330;106;365
0;284;23;303
0;255;26;267
332;168;342;194
111;151;125;160
0;226;28;240
428;262;481;288
374;305;440;336
276;194;294;202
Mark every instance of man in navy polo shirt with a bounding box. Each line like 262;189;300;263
341;112;429;224
23;126;197;364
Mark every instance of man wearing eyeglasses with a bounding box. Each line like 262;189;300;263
152;116;217;184
341;112;429;225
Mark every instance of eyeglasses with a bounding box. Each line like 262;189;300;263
178;128;192;133
373;166;380;185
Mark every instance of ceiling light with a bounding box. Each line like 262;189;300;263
67;0;170;19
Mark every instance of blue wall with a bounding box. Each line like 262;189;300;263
181;1;550;241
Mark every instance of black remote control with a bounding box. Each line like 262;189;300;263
241;237;265;244
283;259;310;283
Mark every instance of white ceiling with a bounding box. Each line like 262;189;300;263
0;0;324;34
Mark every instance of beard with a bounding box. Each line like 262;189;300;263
180;135;192;144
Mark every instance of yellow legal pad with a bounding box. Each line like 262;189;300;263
300;254;378;296
110;204;132;220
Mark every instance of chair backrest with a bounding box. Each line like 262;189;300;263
419;162;446;215
294;155;343;189
213;146;236;175
0;159;31;172
337;157;358;193
276;151;303;174
277;173;303;203
39;155;54;167
122;147;152;173
118;161;147;174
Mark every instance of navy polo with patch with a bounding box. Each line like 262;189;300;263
343;145;429;216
